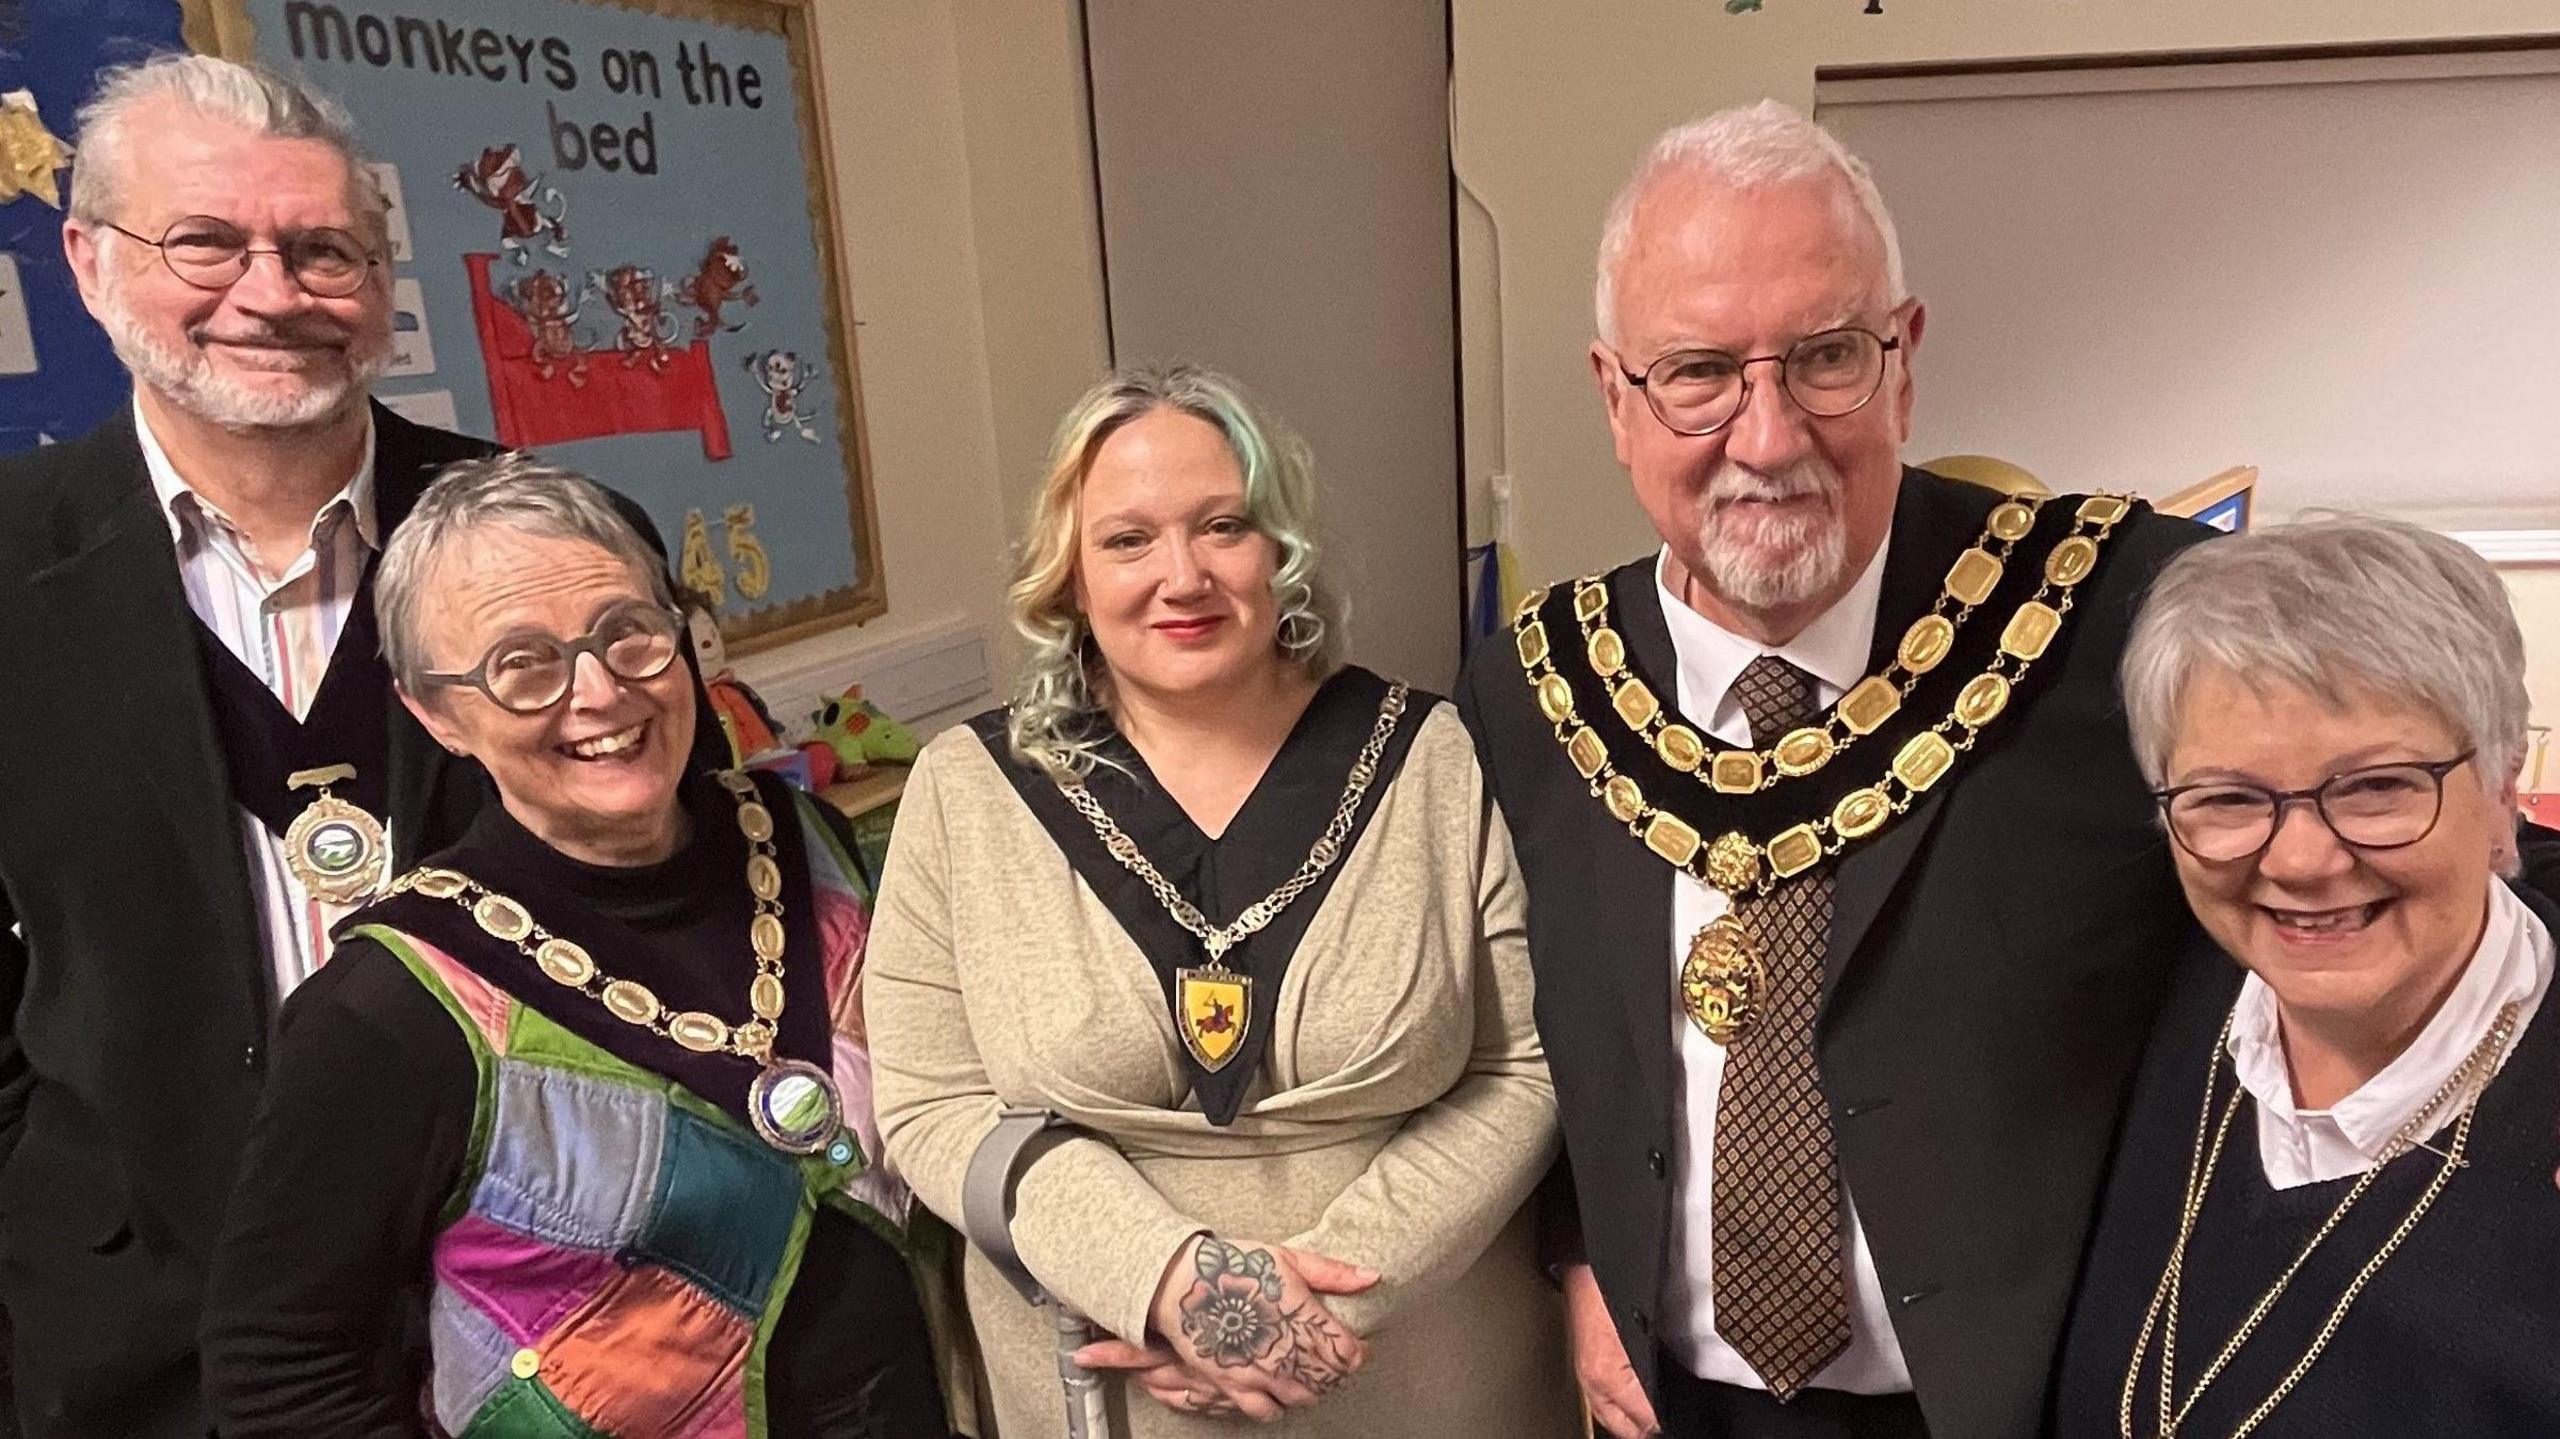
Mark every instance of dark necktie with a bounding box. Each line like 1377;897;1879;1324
1710;653;1852;1399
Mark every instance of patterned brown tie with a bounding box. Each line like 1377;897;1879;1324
1709;654;1851;1399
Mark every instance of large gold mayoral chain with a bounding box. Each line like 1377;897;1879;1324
1513;493;2133;1044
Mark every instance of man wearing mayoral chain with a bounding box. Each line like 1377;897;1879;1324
1459;101;2212;1439
0;55;701;1438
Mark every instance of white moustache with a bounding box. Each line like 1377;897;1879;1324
190;326;349;349
1707;464;1840;508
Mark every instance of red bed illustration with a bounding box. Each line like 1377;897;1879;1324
465;252;733;461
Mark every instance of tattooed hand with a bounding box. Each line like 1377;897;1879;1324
1077;1235;1379;1420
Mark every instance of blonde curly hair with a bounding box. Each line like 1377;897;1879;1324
1005;363;1348;780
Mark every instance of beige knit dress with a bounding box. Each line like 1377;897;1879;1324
865;695;1576;1438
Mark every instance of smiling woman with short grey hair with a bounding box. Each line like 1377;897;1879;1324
372;450;673;695
203;455;958;1437
2117;514;2531;830
2056;514;2560;1438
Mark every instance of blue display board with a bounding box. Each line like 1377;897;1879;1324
14;0;878;647
235;0;880;647
0;0;189;451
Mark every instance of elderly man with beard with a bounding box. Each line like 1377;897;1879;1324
0;55;701;1438
1457;102;2212;1439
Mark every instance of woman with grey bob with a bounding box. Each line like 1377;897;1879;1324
2054;514;2560;1437
201;454;960;1437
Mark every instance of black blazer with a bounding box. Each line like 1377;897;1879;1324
0;404;710;1438
1458;469;2211;1439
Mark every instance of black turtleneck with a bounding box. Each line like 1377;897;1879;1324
201;779;946;1438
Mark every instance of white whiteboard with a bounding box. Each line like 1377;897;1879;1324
1818;49;2560;531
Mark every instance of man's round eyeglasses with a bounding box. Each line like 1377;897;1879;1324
418;602;685;716
101;215;379;299
1617;325;1902;437
2150;752;2475;863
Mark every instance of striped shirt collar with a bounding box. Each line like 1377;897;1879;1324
135;392;381;559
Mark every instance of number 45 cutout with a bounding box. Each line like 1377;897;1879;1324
680;504;773;609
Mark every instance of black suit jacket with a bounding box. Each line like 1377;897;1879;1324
0;403;709;1438
1459;469;2211;1439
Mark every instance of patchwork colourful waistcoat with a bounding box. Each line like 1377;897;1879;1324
354;794;909;1439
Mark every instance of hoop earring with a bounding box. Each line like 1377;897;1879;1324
1276;585;1322;656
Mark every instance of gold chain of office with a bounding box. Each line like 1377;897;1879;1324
1511;492;2133;1042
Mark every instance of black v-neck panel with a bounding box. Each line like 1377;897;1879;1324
971;666;1435;1125
190;559;394;834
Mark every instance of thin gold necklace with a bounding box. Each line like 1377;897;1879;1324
2118;999;2521;1438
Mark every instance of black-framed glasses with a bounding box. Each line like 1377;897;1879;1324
419;602;685;715
1616;325;1902;437
100;215;379;299
2151;751;2476;863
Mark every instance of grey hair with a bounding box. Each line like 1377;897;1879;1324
2120;514;2531;803
1005;363;1350;781
377;452;672;692
70;53;384;235
1594;99;1907;348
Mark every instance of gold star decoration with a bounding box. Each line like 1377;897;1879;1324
0;92;75;210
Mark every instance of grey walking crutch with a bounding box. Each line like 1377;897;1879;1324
963;1108;1115;1439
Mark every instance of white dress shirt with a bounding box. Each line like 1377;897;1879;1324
2228;879;2555;1190
137;395;379;998
1651;541;1917;1394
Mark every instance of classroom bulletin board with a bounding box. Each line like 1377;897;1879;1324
4;0;882;650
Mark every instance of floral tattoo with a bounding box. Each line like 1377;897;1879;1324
1176;1239;1358;1397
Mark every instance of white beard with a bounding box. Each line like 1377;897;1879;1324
1691;455;1851;613
95;268;389;431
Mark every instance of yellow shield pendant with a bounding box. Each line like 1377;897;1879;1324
1176;968;1252;1073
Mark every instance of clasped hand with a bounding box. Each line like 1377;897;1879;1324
1074;1234;1377;1420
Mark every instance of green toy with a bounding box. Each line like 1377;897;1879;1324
811;686;921;770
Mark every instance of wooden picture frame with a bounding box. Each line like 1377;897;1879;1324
2158;465;2256;533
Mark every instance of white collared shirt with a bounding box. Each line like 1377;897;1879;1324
2228;880;2555;1190
1652;539;1917;1394
137;394;380;998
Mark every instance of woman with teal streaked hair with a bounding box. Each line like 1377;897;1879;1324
866;363;1578;1435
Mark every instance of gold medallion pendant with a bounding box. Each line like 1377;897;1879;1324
1681;913;1765;1044
748;1057;847;1157
283;763;389;904
1683;829;1771;1043
1176;966;1253;1073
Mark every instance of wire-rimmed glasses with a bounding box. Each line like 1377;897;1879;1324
1616;325;1902;437
100;214;380;298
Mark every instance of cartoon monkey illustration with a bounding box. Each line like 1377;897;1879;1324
504;269;586;386
453;145;569;264
742;349;821;444
587;265;677;372
676;237;759;340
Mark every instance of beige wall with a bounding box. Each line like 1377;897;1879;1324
1450;0;2560;728
1084;0;1465;691
733;0;1107;733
